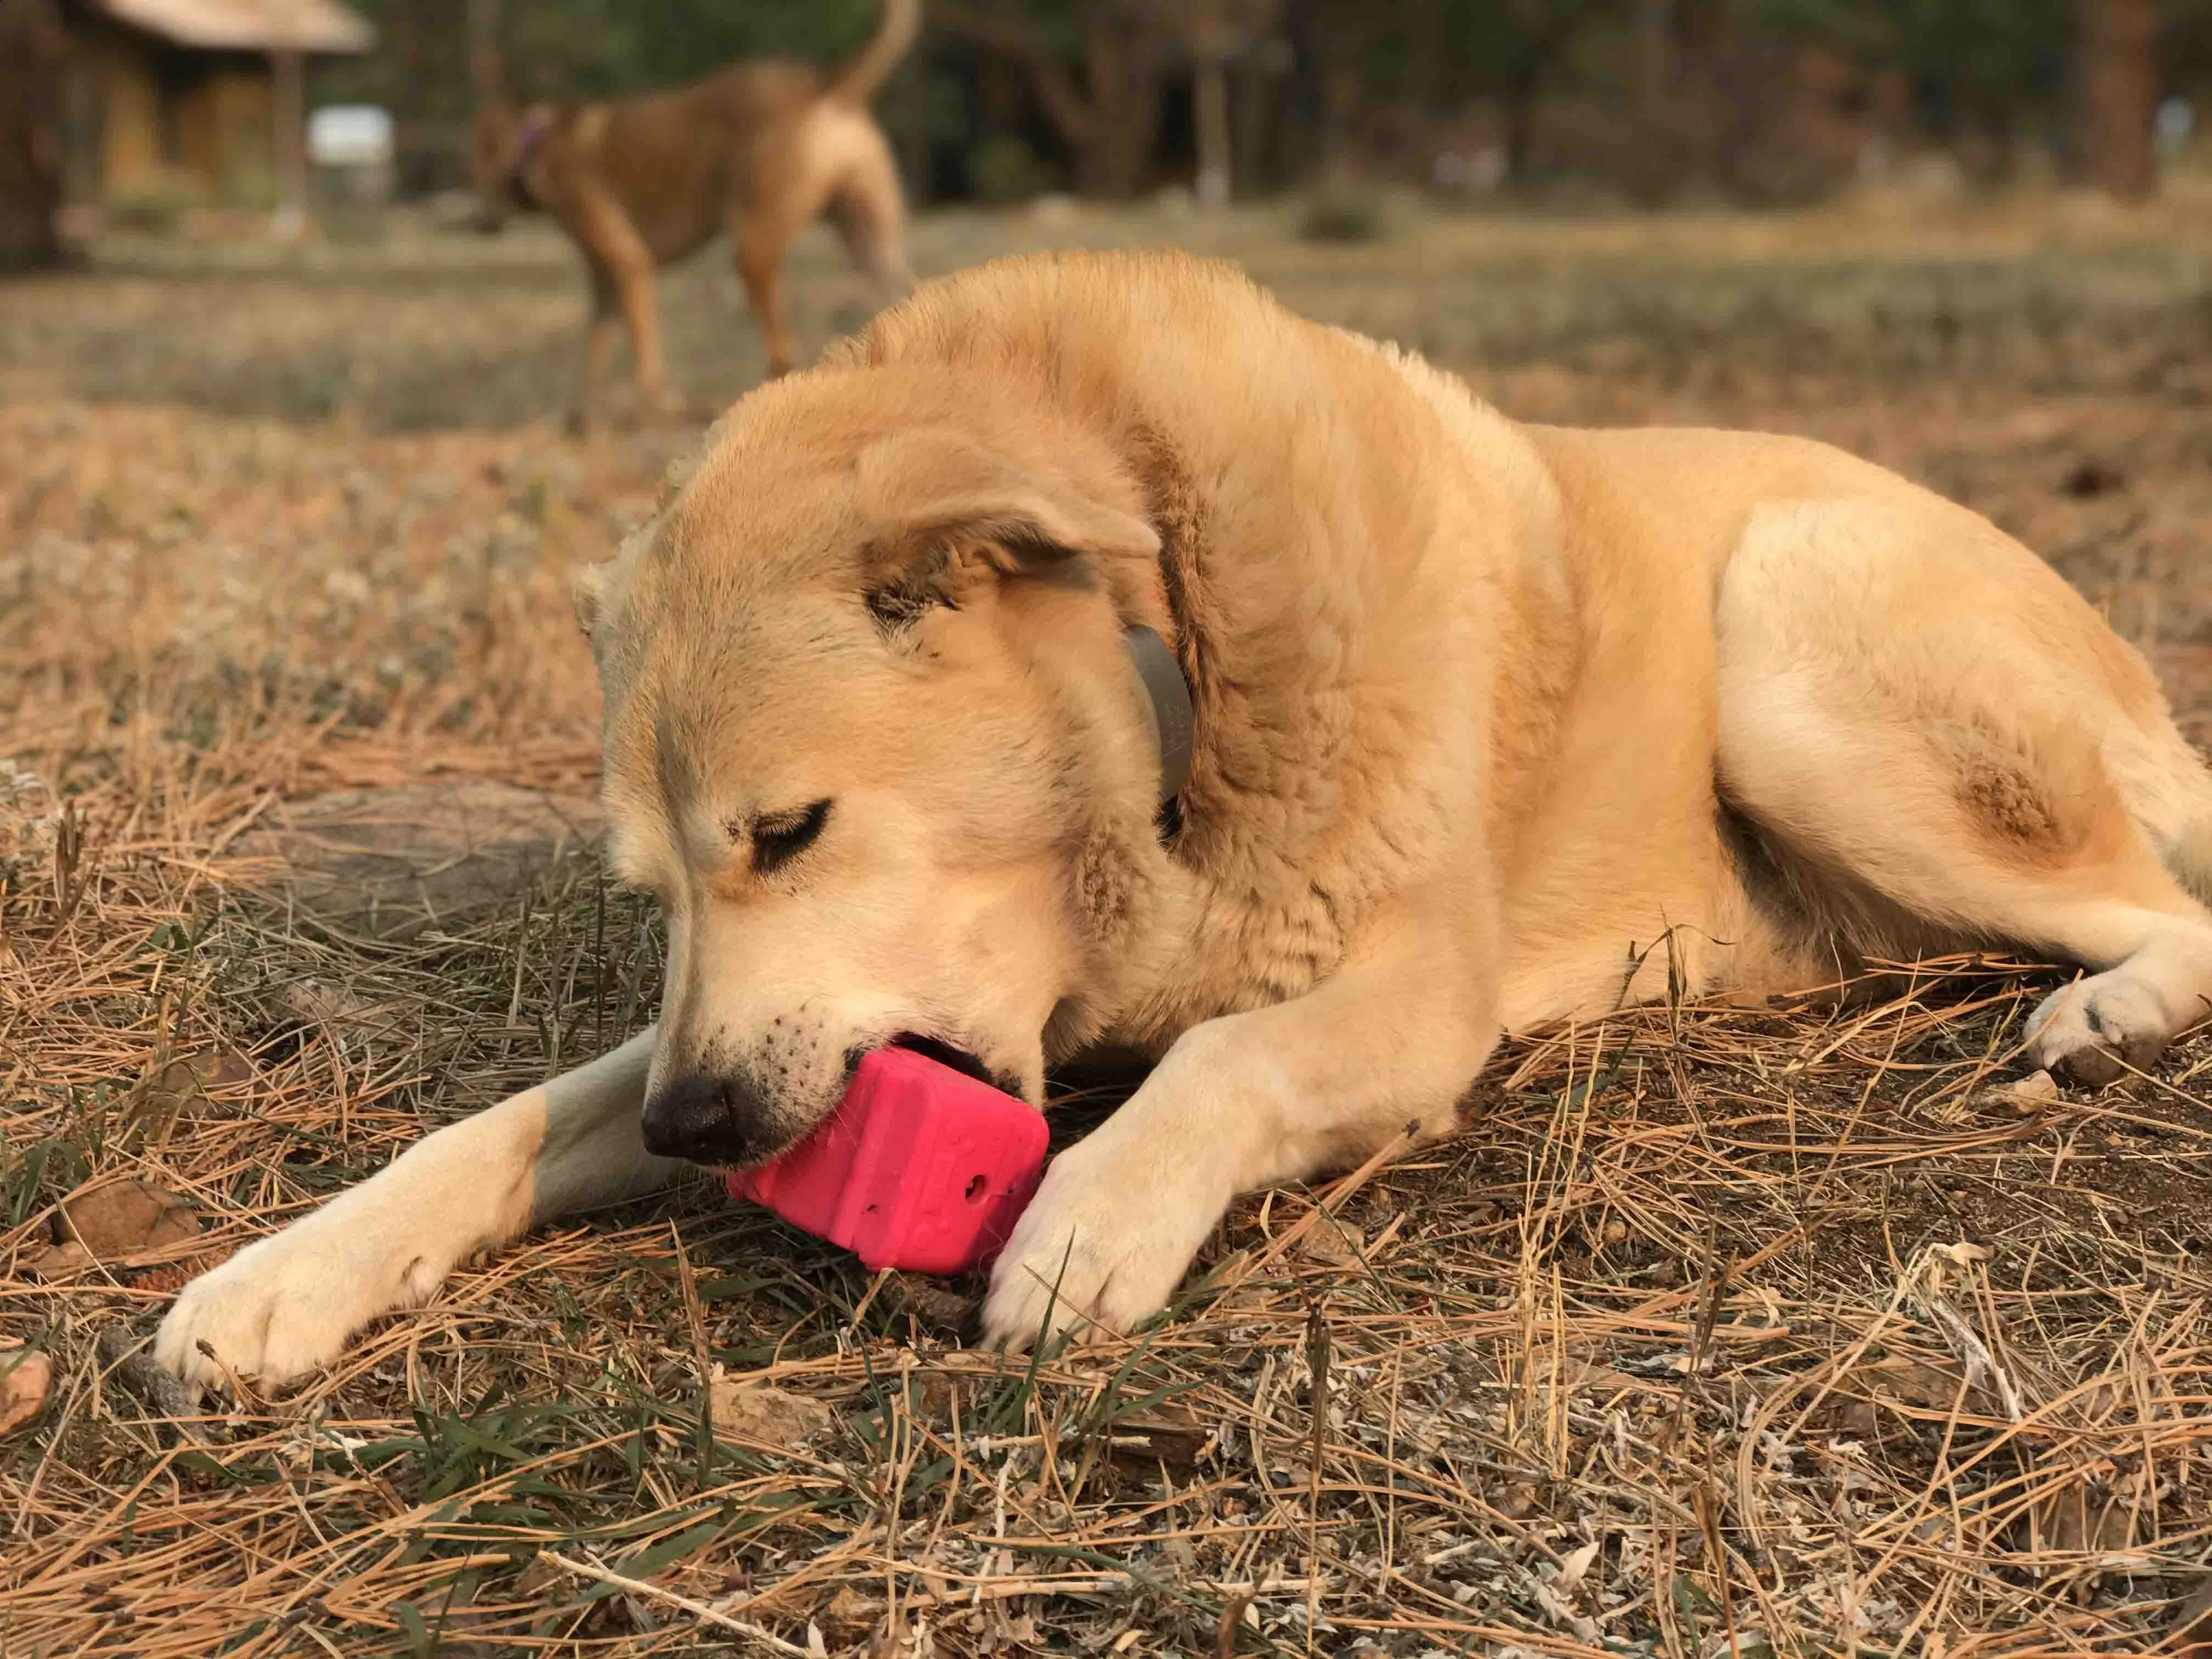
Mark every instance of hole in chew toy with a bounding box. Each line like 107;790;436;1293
964;1173;988;1203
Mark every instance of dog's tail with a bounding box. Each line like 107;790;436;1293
827;0;922;108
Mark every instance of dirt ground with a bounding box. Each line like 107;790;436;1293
4;198;2212;1657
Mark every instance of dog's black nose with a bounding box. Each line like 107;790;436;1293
640;1072;784;1165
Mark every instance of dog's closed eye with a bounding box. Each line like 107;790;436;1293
748;799;833;874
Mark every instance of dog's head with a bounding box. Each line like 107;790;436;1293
583;368;1182;1167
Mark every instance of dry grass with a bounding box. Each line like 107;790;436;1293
5;199;2212;1656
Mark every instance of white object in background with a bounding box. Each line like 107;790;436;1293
2157;98;2194;155
309;105;394;168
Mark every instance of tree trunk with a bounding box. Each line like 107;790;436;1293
1193;50;1231;205
929;2;1161;198
1082;14;1165;198
270;46;306;239
1404;0;1441;120
1186;0;1231;205
2081;0;2160;201
469;0;504;108
0;0;66;272
1635;0;1671;126
1232;45;1275;193
1502;73;1539;185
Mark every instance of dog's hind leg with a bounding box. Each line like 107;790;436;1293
1716;494;2212;1085
154;1030;682;1391
827;126;913;303
732;207;803;379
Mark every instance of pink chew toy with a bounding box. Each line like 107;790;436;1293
724;1047;1048;1277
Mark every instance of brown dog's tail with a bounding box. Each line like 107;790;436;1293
827;0;922;106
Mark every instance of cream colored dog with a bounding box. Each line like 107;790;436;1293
157;251;2212;1387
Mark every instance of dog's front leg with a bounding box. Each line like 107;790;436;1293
155;1029;680;1391
982;906;1496;1347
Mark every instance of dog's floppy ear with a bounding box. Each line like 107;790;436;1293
854;428;1156;625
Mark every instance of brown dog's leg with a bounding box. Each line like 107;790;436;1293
733;211;801;379
574;189;676;421
568;267;620;437
829;132;915;303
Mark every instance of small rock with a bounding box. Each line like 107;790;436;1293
884;1273;974;1334
1295;1212;1365;1269
708;1377;836;1448
1;1344;53;1436
1495;1480;1540;1520
1989;1070;2059;1114
2171;1581;2212;1657
58;1177;201;1259
819;1585;882;1639
1108;1400;1216;1473
2059;459;2125;499
279;978;381;1032
26;1241;94;1281
1600;1217;1629;1246
132;1049;255;1125
95;1327;209;1433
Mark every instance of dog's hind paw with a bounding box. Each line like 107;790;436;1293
2023;970;2177;1088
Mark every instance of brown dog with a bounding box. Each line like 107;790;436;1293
471;0;918;428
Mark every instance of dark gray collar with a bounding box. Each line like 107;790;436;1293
1121;624;1193;808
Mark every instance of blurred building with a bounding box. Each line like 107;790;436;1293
57;0;372;210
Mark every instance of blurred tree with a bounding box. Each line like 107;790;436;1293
2081;0;2161;195
1470;0;1616;183
929;0;1171;196
1187;0;1279;205
0;0;64;270
1725;0;2071;185
471;0;503;106
1637;0;1672;128
318;0;2184;208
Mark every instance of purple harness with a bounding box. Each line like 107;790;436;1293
507;108;555;206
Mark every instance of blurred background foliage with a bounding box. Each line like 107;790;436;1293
303;0;2212;211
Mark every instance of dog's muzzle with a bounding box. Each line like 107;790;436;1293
640;1071;803;1167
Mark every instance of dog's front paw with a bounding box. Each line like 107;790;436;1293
981;1136;1227;1350
154;1223;431;1392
